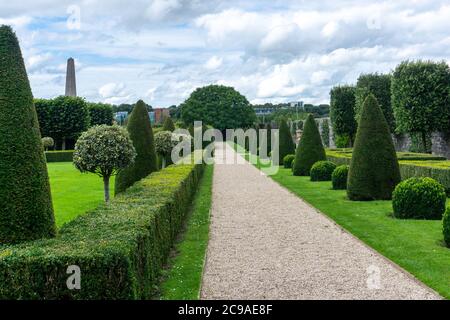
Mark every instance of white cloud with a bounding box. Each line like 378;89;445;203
205;56;223;70
2;0;450;106
99;82;128;99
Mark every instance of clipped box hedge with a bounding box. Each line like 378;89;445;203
0;162;204;299
45;150;74;162
326;150;450;194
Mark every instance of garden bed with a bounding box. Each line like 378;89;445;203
326;149;450;193
45;150;74;162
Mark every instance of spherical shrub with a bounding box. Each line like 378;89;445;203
332;165;349;190
443;207;450;247
310;161;337;181
392;177;446;220
283;154;295;168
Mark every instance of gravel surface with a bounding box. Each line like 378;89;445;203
200;143;440;300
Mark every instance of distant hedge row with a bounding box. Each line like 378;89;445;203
0;162;204;299
326;152;450;194
44;150;74;162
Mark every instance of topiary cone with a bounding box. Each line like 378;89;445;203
293;114;326;176
115;100;158;194
0;25;56;243
278;119;295;164
162;117;175;132
347;94;401;200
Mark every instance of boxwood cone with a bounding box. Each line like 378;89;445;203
347;94;401;200
115;100;158;194
278;119;296;164
162;117;175;132
293;114;326;176
0;25;56;244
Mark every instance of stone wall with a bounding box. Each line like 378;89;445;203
431;131;450;159
392;133;412;152
392;131;450;159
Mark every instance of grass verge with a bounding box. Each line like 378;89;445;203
157;164;214;299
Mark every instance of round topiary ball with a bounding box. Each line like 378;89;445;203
283;154;295;168
332;165;349;190
392;177;446;220
443;207;450;247
310;161;337;181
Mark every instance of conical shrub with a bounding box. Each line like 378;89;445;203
347;94;401;200
0;25;56;243
293;114;326;176
115;100;158;194
266;123;272;154
162;117;175;132
278;119;295;164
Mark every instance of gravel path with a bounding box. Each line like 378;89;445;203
200;142;440;300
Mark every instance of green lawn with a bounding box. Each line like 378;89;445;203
47;162;114;228
233;143;450;299
157;164;214;300
272;169;450;299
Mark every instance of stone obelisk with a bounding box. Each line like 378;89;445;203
65;57;77;97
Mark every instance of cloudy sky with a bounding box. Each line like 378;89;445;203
1;0;450;107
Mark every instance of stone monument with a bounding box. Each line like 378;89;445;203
65;57;77;97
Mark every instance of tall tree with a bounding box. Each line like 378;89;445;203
330;85;357;146
35;96;90;149
88;102;114;126
355;73;395;131
392;60;450;151
347;94;401;200
293;114;326;176
115;100;158;194
181;85;256;131
0;25;56;243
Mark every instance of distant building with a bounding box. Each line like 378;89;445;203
254;107;275;116
114;111;128;125
288;101;304;109
148;112;155;124
253;101;304;117
153;108;170;124
115;108;170;125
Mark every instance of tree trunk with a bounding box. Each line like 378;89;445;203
62;137;66;150
162;157;166;169
103;176;110;203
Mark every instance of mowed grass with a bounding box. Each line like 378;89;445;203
157;164;214;300
47;162;114;228
232;143;450;299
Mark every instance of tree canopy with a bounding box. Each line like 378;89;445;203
88;102;114;126
181;85;256;131
330;85;357;146
355;73;395;131
35;95;90;149
392;60;450;150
